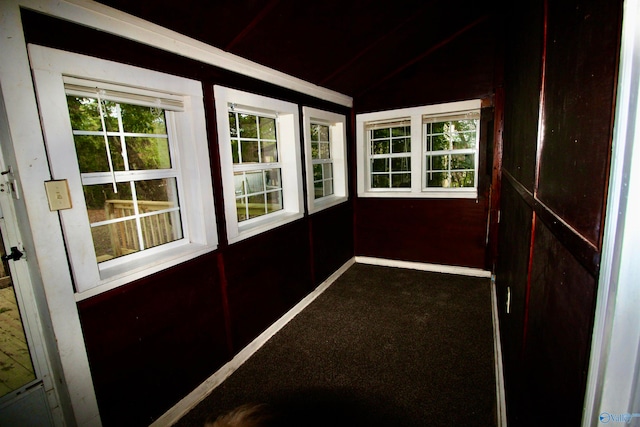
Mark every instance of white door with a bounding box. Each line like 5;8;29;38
0;171;57;425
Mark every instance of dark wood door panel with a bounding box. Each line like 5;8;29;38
536;0;621;247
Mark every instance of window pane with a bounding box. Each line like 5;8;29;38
266;190;283;213
318;124;330;141
234;173;246;196
450;154;475;170
313;164;323;181
311;142;319;159
392;138;410;153
372;175;390;188
135;178;179;205
391;157;411;172
259;117;276;139
372;128;389;139
372;140;390;155
262;141;278;163
426;171;449;188
231;140;240;163
372;158;389;172
229;112;238;137
450;171;475;187
74;135;124;173
392;173;411;188
66;96;102;132
244;171;265;194
247;193;266;219
241;141;260;163
323;163;333;179
425;155;449;171
121;104;167;134
310;124;320;142
318;142;331;159
126;136;171;170
265;169;281;190
91;219;140;262
392;126;410;137
324;179;334;197
84;182;133;223
239;114;257;138
314;180;324;198
141;211;183;249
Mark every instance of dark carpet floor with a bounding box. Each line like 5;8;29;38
174;263;496;427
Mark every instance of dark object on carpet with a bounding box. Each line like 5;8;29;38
175;264;496;427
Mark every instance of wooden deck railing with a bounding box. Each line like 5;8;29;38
105;200;177;257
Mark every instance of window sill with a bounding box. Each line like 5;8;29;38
358;189;478;199
309;195;349;214
74;241;217;301
230;211;304;244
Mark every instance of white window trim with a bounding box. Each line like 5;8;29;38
302;107;348;213
29;44;218;298
214;86;304;243
356;99;482;199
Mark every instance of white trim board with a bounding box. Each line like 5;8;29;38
152;258;356;427
491;275;508;427
355;256;492;278
16;0;353;108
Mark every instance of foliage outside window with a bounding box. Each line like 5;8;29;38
368;122;411;189
302;107;348;214
228;110;283;221
356;99;481;199
424;112;479;189
215;86;304;243
311;123;333;199
66;94;183;263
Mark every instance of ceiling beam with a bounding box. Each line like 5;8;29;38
355;14;491;98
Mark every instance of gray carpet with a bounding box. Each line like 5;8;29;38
174;263;496;426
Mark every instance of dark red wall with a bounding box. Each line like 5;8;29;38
22;9;353;426
352;17;499;270
496;0;621;425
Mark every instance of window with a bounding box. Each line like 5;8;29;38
30;46;217;295
302;107;348;213
356;99;481;198
214;86;304;243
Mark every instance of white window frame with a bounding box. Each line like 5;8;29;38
356;99;482;199
29;45;218;297
214;86;304;243
302;107;348;213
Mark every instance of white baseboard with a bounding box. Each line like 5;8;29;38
355;256;492;278
151;257;356;427
491;274;508;426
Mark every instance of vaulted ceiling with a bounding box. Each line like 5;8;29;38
95;0;501;99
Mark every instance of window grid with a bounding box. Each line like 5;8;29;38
311;123;334;199
369;125;411;189
423;119;478;189
67;95;183;263
228;110;283;222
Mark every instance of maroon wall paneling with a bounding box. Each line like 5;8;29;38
500;0;543;192
77;254;228;426
310;202;354;285
355;198;487;269
354;17;497;114
522;221;597;426
495;180;533;423
223;220;314;351
496;0;622;425
536;0;621;247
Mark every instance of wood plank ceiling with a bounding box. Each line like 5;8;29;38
94;0;499;98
